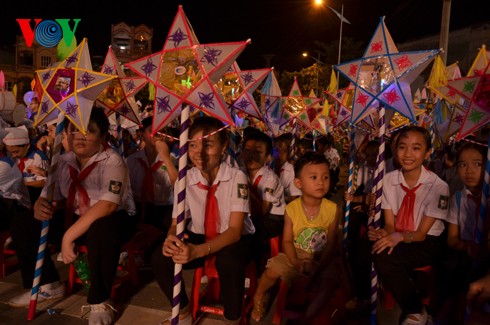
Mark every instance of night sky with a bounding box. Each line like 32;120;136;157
1;0;489;71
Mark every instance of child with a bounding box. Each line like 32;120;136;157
273;133;301;203
292;137;313;162
126;116;178;234
344;139;380;312
239;130;286;270
3;125;49;205
316;133;340;193
10;107;137;325
151;116;255;325
251;151;341;322
368;126;449;325
434;142;489;324
0;126;31;231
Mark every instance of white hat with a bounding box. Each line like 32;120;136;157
3;125;30;146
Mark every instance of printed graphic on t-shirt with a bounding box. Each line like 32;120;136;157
237;183;248;199
109;180;122;195
295;227;328;253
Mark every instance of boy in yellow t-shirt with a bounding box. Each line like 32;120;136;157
251;151;342;323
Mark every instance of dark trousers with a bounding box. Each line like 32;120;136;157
151;231;253;320
10;208;136;304
372;235;442;316
75;210;136;304
10;206;65;289
250;214;284;274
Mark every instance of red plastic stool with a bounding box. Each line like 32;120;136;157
190;261;257;324
382;265;433;310
0;231;17;279
272;277;345;325
270;236;281;258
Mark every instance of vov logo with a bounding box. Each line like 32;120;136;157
16;19;81;48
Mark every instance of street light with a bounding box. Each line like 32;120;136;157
313;1;350;81
302;52;324;96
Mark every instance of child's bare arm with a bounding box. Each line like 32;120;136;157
282;211;301;270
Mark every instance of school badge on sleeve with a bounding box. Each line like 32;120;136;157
438;195;449;210
237;184;248;199
109;180;123;195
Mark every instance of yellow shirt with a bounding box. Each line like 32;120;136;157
286;197;337;254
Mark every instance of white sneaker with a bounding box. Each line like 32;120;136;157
401;307;429;325
81;302;117;325
9;281;66;307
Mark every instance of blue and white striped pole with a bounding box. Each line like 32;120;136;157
28;113;66;320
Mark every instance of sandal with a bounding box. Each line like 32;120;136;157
251;293;270;322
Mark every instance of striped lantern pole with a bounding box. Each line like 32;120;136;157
27;113;66;320
478;136;490;243
370;104;386;325
172;104;190;325
343;127;356;252
115;112;124;157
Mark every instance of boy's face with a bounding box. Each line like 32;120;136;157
241;139;270;172
273;141;288;165
294;162;330;199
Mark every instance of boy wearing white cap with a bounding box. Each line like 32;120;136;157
3;125;49;205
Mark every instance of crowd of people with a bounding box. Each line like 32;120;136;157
0;102;489;325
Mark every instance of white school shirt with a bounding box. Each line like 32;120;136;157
355;162;376;194
382;168;449;236
0;156;31;208
278;161;302;197
125;149;173;206
16;148;49;182
172;161;255;236
43;147;136;216
251;166;286;216
447;186;490;242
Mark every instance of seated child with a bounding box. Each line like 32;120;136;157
239;130;286;270
273;133;301;203
251;151;341;322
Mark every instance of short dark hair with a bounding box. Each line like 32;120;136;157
243;130;273;155
90;106;110;136
140;116;152;131
189;116;229;146
294;151;329;177
396;125;431;150
274;133;293;147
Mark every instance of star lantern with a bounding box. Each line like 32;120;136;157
34;38;116;133
125;5;250;134
96;46;147;126
260;69;284;136
217;62;271;120
279;77;321;132
334;17;439;124
446;49;490;140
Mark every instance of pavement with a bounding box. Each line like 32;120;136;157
1;164;489;324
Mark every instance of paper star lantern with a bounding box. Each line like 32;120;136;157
96;46;147;126
125;5;250;134
447;59;490;139
260;69;284;136
334;17;439;124
218;62;271;119
279;77;321;131
34;38;116;133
